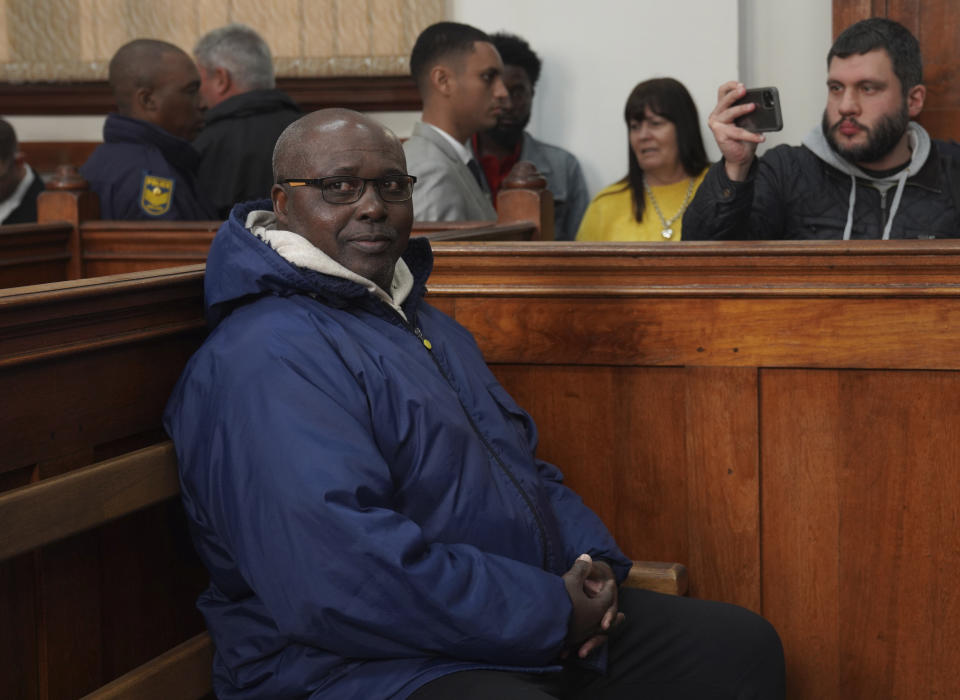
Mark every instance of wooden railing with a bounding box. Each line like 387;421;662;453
0;161;554;287
5;240;957;698
426;239;960;700
0;258;681;699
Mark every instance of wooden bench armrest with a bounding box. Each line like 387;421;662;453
0;442;179;561
624;560;688;596
79;631;213;700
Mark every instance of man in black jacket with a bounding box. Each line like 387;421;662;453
0;118;45;225
193;23;301;218
684;18;960;241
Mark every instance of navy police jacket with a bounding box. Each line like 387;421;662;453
163;201;632;699
80;114;216;220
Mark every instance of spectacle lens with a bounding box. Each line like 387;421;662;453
282;175;416;204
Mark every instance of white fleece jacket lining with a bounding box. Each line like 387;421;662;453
244;209;414;321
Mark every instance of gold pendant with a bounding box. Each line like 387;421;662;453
661;228;673;239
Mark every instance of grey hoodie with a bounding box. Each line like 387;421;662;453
801;122;931;240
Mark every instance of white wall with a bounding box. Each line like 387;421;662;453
449;0;738;196
7;0;834;200
739;0;833;152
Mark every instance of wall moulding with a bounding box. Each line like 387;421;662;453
0;75;422;115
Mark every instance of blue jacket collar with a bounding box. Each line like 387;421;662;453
205;199;433;329
103;114;201;174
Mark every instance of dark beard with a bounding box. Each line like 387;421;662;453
485;119;526;151
822;103;909;165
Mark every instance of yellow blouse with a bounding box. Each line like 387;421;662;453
575;168;708;242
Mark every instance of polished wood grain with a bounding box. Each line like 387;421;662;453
762;369;960;698
0;221;73;287
80;632;213;700
0;443;178;560
425;240;960;698
624;562;688;596
0;268;207;700
7;241;960;698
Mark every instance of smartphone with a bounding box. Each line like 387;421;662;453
734;86;783;133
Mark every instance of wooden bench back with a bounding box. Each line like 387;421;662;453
0;258;685;699
6;239;960;699
425;239;960;700
0;160;554;287
0;267;210;699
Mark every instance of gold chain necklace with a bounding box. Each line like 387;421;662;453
643;176;696;239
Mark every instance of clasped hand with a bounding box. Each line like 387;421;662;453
561;553;625;659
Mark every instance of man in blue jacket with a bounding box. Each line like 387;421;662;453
81;39;216;220
164;108;784;699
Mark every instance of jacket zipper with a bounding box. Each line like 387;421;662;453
410;323;551;570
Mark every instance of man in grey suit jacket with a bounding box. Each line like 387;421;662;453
405;22;508;222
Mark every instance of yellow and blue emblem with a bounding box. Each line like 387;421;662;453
139;173;175;217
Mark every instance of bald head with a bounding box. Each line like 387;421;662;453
272;108;404;183
110;39;183;111
270;108;413;291
108;39;204;140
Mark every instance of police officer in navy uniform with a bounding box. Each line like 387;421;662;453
81;39;216;220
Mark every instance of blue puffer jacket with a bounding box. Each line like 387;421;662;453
164;201;632;699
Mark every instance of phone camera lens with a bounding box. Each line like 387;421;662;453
762;90;775;109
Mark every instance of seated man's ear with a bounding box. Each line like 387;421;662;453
906;83;926;118
430;64;452;96
272;184;289;226
134;86;156;115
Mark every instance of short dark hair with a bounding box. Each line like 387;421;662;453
409;22;491;93
109;39;187;113
619;78;709;223
490;32;541;85
828;18;922;95
0;118;17;163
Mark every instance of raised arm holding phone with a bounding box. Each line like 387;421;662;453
683;17;960;241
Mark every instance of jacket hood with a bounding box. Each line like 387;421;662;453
204;199;432;328
802;120;930;180
802;121;930;239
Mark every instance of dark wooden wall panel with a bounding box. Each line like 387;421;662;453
762;368;960;698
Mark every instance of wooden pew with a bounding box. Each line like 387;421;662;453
8;235;960;699
0;220;75;287
9;238;960;698
425;239;960;700
0;262;683;700
0;160;555;286
0;267;209;700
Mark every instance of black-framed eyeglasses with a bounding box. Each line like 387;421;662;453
280;175;417;204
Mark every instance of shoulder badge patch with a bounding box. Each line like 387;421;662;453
139;173;175;217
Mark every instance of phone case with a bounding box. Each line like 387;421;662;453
734;86;783;133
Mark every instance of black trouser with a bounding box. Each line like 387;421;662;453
409;588;785;700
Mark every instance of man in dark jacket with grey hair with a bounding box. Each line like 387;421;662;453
684;18;960;241
193;23;301;218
